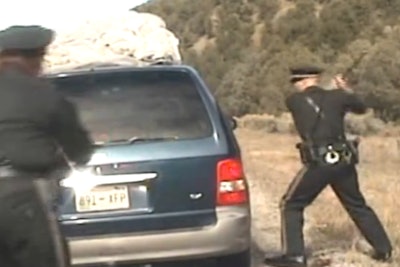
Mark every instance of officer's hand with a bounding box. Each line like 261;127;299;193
333;74;352;91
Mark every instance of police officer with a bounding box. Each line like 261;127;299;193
263;66;392;267
0;25;93;266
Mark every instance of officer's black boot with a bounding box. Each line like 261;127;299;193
371;250;392;263
263;254;307;267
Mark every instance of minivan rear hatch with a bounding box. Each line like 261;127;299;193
49;67;235;236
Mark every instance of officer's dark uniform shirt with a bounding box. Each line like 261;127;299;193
0;25;93;172
286;86;367;145
0;67;93;171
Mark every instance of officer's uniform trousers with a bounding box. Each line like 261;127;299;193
0;169;70;267
279;162;392;256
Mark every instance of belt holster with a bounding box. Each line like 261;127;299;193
296;142;317;165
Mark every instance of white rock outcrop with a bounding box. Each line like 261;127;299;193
44;10;182;73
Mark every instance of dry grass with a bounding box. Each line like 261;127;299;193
235;128;400;266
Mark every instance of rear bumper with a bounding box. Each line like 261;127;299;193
68;206;251;266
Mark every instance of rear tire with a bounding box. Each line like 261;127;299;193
216;249;251;267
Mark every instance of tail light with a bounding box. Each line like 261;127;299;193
217;158;248;206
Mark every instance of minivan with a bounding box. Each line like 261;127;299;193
46;62;252;267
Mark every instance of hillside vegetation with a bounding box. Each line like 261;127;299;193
136;0;400;122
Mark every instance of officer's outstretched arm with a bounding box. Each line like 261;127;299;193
343;91;368;114
49;97;94;165
334;75;367;115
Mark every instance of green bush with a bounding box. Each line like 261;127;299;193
137;0;400;123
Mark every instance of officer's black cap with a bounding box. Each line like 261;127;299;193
289;65;324;83
0;25;54;56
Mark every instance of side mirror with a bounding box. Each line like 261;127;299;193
230;117;238;130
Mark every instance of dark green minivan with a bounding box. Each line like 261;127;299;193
46;63;251;267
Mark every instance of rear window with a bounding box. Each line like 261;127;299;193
50;69;214;143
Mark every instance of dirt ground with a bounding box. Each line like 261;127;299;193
235;129;400;267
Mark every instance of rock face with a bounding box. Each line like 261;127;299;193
44;11;182;73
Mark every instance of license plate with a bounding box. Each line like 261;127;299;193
75;185;130;212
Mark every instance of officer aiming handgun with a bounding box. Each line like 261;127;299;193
263;66;392;267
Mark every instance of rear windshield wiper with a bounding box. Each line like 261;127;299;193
95;136;179;146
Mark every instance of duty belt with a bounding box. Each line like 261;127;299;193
296;140;359;166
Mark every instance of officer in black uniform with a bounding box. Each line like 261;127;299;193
0;25;93;267
263;66;392;267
